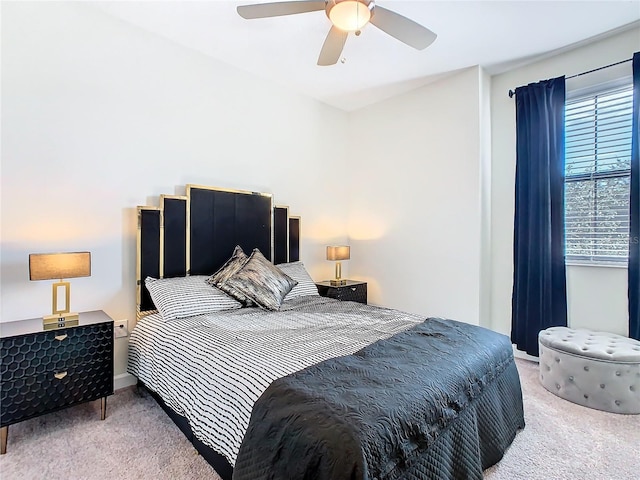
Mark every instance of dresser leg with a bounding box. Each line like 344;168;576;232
101;397;107;421
1;426;7;454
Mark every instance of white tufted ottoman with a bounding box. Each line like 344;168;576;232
538;327;640;414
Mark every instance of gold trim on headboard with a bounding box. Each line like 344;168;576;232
274;205;290;264
137;184;298;320
160;194;187;279
289;215;301;263
185;184;273;197
136;206;161;319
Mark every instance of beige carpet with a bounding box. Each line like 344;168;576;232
0;386;218;480
485;359;640;480
1;359;638;479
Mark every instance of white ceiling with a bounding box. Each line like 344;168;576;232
93;1;640;111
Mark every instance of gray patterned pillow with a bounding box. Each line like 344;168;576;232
207;245;254;306
145;275;242;321
225;249;298;311
276;261;319;300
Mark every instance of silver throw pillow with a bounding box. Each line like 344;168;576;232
207;245;254;306
224;249;298;311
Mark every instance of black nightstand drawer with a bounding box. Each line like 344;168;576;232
315;281;367;304
0;323;113;382
0;359;113;426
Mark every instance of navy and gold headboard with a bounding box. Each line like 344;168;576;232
136;184;300;318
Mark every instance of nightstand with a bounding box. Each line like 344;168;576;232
0;310;114;454
315;280;367;304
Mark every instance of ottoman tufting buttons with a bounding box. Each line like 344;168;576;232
538;327;640;414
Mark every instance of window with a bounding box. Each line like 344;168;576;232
565;82;633;265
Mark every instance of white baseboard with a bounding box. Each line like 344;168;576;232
114;373;137;391
512;345;539;363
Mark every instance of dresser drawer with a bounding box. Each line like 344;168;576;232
331;284;367;303
315;281;367;304
0;359;113;427
0;323;112;382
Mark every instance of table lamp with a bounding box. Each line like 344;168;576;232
326;245;350;286
29;252;91;329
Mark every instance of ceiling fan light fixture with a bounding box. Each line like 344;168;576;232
327;0;372;32
238;0;437;66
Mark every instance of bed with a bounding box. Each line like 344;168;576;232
128;184;525;480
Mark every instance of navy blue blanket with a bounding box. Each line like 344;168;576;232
233;318;524;480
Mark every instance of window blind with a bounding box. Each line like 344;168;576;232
565;83;633;264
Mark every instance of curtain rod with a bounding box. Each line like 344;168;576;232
507;57;632;98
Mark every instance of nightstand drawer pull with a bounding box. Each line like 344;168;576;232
54;334;68;341
54;372;68;380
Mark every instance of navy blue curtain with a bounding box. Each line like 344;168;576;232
630;52;640;341
511;77;567;356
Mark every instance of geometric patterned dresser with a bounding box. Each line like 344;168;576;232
0;310;113;454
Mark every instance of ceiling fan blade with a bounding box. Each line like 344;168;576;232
317;26;348;66
370;6;437;50
237;1;325;19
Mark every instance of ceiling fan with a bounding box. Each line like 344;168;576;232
237;0;437;66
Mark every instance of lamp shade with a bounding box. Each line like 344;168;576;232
29;252;91;280
326;245;350;261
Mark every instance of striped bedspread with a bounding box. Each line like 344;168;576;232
127;295;425;465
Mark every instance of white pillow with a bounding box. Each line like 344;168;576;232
276;261;319;300
145;275;242;321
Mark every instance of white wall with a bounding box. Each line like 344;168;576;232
490;27;640;338
2;2;637;384
347;66;487;326
1;2;350;376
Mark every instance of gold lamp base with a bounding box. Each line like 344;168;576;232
330;261;346;286
43;312;79;330
43;280;79;330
